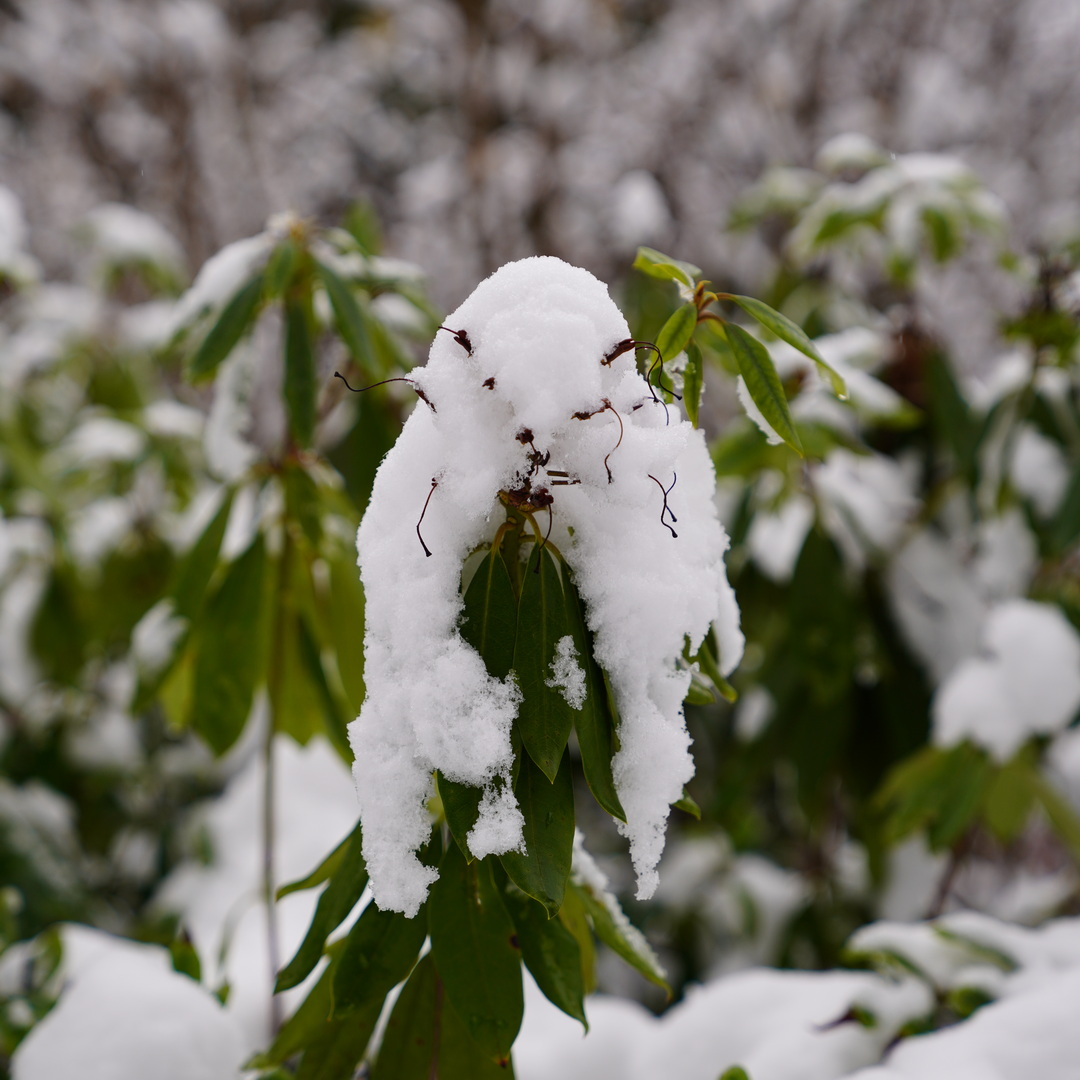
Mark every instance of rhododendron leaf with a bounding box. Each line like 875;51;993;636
188;272;264;382
332;902;427;1016
276;819;368;991
499;749;574;917
503;884;587;1029
514;547;574;782
429;842;523;1061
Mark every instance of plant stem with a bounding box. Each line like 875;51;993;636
263;523;294;1034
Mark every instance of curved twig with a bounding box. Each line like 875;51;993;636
648;473;679;538
416;478;438;557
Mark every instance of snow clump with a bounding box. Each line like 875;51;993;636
349;256;741;916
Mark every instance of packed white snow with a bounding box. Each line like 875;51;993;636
547;634;587;709
349;256;741;915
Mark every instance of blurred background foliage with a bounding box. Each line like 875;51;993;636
1;0;1080;1075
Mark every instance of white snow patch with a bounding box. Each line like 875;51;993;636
547;634;587;709
933;600;1080;761
349;257;739;913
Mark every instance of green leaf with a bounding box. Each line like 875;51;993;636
724;294;847;399
284;291;317;448
1049;465;1080;555
264;239;299;299
723;322;804;456
437;772;484;861
562;569;625;821
926;747;992;850
332;902;427;1016
655;302;698;369
248;949;347;1070
188;273;264;382
284;464;323;548
326;555;366;714
30;564;86;686
556;886;597;994
429;841;524;1062
191;534;269;754
276;819;368;992
633;246;701;289
683;341;704;427
720;1068;752;1080
461;549;518;681
982;752;1037;843
372;954;517;1080
503;887;586;1029
295;996;381;1080
514;547;574;781
569;879;669;994
171;488;234;621
674;787;702;819
499;749;575;917
316;259;376;371
277;817;358;900
297;614;352;758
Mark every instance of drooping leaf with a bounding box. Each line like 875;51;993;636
514;547;574;781
429;841;524;1062
633;246;701;290
296;614;352;758
982;750;1037;843
188;272;264;382
499;749;575;917
724;294;847;399
562;569;625;821
502;886;586;1029
332;902;427;1015
724;322;804;456
316;259;376;372
264;239;299;299
276;819;368;992
247;947;342;1068
556;885;597;994
371;954;516;1080
654;302;698;371
437;771;484;861
172;488;234;621
461;549;518;681
326;554;366;713
277;817;359;900
683;341;704;427
284;464;323;548
295;996;382;1080
191;534;269;754
1048;465;1080;555
674;787;702;819
569;878;669;994
284;290;317;448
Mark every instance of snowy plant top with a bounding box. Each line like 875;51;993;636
349;256;741;916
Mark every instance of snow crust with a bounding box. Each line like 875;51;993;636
349;256;739;914
547;634;587;709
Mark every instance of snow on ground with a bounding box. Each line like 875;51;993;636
11;926;246;1080
349;256;741;915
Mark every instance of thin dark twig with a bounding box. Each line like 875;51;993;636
416;478;438;557
603;402;624;484
334;370;436;412
437;325;473;354
648;473;679;538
